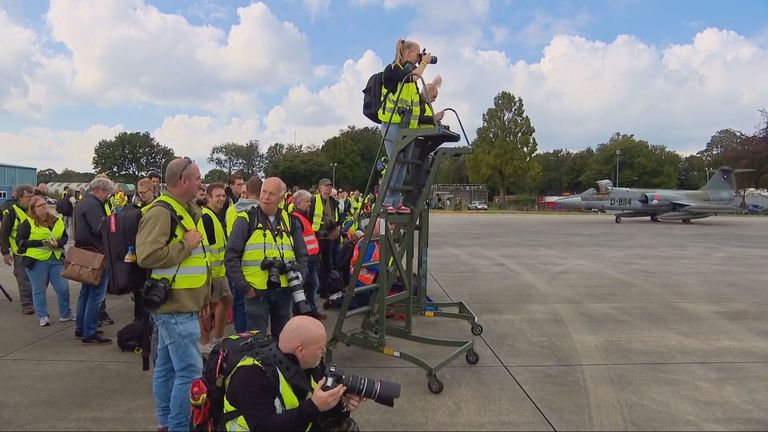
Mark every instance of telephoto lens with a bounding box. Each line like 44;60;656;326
324;364;401;407
287;270;311;315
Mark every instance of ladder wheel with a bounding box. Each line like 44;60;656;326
471;323;484;336
427;376;444;394
465;349;479;365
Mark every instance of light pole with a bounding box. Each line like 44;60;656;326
330;162;338;187
615;149;621;187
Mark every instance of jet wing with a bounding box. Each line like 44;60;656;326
674;203;742;214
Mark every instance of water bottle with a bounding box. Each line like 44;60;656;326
124;246;137;263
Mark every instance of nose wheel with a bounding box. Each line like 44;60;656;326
615;216;622;224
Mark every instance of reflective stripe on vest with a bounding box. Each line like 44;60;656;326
223;356;317;432
242;210;296;291
201;207;226;278
9;205;28;255
310;194;338;232
377;63;421;128
291;211;319;255
353;240;380;285
226;199;238;236
24;217;65;262
141;195;208;289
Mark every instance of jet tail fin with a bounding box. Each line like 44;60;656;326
700;166;737;192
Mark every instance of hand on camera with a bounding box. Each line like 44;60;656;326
421;52;433;65
342;394;365;412
183;230;203;248
312;377;347;412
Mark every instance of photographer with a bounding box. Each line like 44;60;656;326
136;157;211;432
307;178;340;299
224;315;364;431
378;38;434;214
225;177;308;339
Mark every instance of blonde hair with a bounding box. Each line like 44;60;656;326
27;196;56;228
137;178;152;191
421;75;443;101
393;38;419;66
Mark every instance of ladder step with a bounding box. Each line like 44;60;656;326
362;261;378;268
386;291;410;304
353;283;378;295
397;158;423;165
346;306;372;317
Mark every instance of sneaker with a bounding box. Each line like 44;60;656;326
395;204;411;214
39;316;51;327
81;334;113;346
99;313;115;325
384;204;397;214
60;313;76;322
74;329;104;338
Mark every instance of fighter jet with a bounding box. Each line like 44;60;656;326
557;166;746;224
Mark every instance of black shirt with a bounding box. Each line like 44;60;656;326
74;193;107;252
382;62;416;95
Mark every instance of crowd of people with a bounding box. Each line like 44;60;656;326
0;35;441;431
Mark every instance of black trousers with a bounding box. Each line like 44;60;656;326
317;238;336;296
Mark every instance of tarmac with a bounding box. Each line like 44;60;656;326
1;213;767;431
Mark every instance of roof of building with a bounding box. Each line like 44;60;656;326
0;163;36;170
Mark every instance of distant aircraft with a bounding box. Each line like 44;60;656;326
558;166;747;224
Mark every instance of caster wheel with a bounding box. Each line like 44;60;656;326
471;323;483;336
615;216;622;224
427;376;444;394
465;349;479;365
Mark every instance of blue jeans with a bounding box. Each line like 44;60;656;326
381;121;412;206
302;260;320;313
75;267;109;338
231;279;247;333
26;257;71;319
152;312;202;431
244;288;291;340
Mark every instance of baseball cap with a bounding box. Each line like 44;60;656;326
319;178;332;186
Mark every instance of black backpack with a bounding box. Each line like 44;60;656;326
56;194;73;217
116;320;143;352
190;331;273;432
101;201;178;297
362;72;384;124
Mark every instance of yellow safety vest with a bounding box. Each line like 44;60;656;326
201;207;226;279
8;205;28;255
223;356;317;432
241;209;295;291
378;63;420;128
349;196;363;217
104;195;115;217
420;103;435;127
310;194;338;232
24;217;65;262
141;195;209;289
226;199;238;237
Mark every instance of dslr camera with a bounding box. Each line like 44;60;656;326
261;258;311;314
418;48;438;64
142;277;171;313
260;258;283;290
323;363;401;407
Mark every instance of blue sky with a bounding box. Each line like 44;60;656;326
0;0;766;173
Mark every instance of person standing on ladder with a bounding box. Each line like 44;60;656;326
378;38;434;214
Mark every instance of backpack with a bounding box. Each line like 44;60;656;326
116;320;143;352
190;331;273;432
56;194;73;217
362;72;384;124
101;201;178;297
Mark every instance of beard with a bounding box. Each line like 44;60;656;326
195;198;208;206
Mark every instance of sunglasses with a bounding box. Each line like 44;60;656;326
179;157;194;180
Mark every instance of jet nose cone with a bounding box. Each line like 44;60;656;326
557;196;582;208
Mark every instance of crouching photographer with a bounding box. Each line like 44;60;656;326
224;316;373;431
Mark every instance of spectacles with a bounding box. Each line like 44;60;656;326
34;204;47;209
179;157;193;180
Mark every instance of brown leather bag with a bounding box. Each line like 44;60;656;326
62;246;105;285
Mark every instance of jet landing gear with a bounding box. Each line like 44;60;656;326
615;216;622;224
682;219;692;225
650;215;659;223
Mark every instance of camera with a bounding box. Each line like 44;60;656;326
142;278;171;313
418;49;438;64
323;363;401;407
284;260;311;315
260;258;282;290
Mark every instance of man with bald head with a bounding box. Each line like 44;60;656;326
137;157;211;432
223;316;364;431
225;177;309;339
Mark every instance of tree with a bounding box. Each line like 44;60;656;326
435;153;469;185
207;140;267;178
580;133;681;189
319;126;380;191
92;132;175;184
203;168;228;184
55;169;96;182
677;155;707;189
466;91;540;204
37;168;58;184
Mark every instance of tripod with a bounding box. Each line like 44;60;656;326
0;283;12;302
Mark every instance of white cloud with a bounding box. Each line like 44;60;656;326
153;114;261;169
303;0;330;19
0;124;125;171
517;11;592;46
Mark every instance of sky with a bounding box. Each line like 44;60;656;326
0;0;767;174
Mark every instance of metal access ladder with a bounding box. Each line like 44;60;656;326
326;123;483;394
